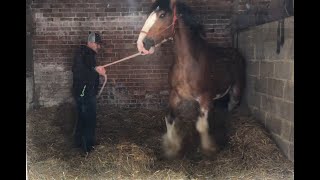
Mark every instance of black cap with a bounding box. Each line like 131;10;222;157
87;31;103;44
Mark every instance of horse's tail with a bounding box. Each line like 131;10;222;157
236;49;246;97
230;48;246;109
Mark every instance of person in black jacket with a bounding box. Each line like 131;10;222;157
72;32;106;154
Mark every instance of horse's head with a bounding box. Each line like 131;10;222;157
137;0;177;55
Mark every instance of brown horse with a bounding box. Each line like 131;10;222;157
136;0;245;158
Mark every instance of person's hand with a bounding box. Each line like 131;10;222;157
140;46;155;55
95;66;106;76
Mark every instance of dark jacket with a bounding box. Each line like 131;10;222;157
72;45;99;97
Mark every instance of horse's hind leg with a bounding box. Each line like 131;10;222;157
196;93;218;156
229;55;245;112
162;91;182;158
228;83;241;112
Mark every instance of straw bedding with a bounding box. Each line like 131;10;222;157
27;103;293;179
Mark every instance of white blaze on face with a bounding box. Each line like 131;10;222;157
137;11;157;54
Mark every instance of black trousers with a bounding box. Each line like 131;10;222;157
74;95;97;153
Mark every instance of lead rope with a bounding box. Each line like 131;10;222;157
97;37;173;98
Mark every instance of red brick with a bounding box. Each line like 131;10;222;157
31;0;233;108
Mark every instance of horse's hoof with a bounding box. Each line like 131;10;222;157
162;134;181;159
201;145;219;158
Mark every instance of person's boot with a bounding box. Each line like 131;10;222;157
81;136;89;153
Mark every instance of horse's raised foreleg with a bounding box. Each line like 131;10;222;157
195;93;218;156
162;91;182;158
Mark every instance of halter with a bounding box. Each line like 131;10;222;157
172;5;178;34
140;5;178;39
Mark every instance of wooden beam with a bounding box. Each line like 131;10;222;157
232;0;293;32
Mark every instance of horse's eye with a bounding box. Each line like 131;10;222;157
159;13;166;18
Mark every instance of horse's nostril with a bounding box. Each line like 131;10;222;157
143;38;155;50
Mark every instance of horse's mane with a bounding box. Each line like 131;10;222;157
149;0;205;37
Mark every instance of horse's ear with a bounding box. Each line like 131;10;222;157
170;0;176;10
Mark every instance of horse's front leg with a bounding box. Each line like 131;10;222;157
195;93;218;156
162;90;182;158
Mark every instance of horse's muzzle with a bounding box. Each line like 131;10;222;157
143;37;155;50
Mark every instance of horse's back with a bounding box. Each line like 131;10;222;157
209;46;245;66
207;45;246;92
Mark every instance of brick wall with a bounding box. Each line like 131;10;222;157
26;0;33;77
231;0;293;31
30;0;234;109
27;0;34;112
236;16;294;161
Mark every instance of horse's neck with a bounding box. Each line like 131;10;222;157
173;23;205;64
